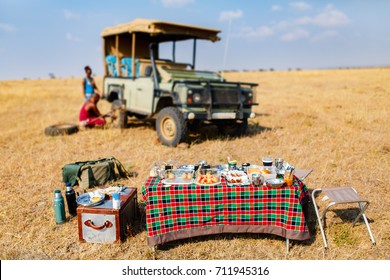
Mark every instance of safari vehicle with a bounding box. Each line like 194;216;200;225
101;18;258;146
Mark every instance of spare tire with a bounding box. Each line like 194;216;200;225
44;123;79;136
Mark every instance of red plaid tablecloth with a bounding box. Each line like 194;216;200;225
142;176;310;246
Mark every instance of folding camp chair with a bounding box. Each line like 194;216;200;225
294;169;313;181
312;186;376;249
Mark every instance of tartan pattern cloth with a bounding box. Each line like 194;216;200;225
142;175;310;243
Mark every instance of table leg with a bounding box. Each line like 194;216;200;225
286;238;290;253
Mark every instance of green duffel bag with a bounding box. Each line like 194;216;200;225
62;156;133;189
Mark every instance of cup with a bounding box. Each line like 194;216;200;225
112;192;121;209
274;158;284;170
284;171;293;187
262;157;273;167
251;173;264;187
157;167;165;179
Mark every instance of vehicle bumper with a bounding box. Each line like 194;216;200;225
182;110;255;120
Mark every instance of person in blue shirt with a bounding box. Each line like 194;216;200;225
82;66;100;102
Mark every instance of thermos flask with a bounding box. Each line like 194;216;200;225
54;190;66;224
65;182;77;217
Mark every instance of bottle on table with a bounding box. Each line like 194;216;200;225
54;190;66;224
65;182;77;217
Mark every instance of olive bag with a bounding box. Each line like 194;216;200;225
62;157;131;189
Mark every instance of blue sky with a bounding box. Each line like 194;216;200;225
1;0;389;80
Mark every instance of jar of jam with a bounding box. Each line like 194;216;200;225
228;160;237;171
242;162;250;173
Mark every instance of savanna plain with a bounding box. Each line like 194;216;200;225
0;68;389;260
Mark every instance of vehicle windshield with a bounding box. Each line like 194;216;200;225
162;67;222;81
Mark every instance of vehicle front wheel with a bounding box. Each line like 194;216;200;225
156;107;187;146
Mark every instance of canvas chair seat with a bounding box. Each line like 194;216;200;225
312;186;376;249
294;169;313;181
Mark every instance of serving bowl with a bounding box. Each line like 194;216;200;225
266;178;285;188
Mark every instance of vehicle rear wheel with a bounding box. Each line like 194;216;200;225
217;118;248;137
156;107;187;146
111;100;127;128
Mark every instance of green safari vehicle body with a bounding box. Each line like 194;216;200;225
101;18;258;146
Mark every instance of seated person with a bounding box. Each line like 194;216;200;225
79;93;109;128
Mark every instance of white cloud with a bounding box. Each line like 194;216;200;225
240;25;274;38
63;9;80;20
0;23;16;32
290;2;311;11
281;28;309;41
66;32;80;42
296;5;349;27
219;9;243;22
271;5;282;12
236;4;348;42
312;4;350;26
310;30;339;42
160;0;194;7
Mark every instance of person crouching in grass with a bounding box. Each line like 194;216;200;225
79;93;110;128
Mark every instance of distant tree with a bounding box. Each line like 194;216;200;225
49;73;56;79
269;68;274;72
296;68;301;71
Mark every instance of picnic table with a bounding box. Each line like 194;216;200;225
142;174;311;249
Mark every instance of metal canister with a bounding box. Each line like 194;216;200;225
54;190;66;224
65;183;77;217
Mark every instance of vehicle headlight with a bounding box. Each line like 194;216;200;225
241;90;253;104
193;93;202;103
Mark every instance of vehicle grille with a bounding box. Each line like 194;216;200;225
210;86;239;105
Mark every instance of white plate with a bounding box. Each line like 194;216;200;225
226;170;250;186
76;192;105;207
162;178;194;185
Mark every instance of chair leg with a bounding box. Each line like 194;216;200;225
352;202;369;227
357;202;376;245
312;189;329;249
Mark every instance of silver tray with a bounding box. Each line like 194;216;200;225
76;192;105;207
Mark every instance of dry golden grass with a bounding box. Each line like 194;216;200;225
0;68;389;260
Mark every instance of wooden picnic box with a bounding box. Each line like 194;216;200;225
77;187;138;243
